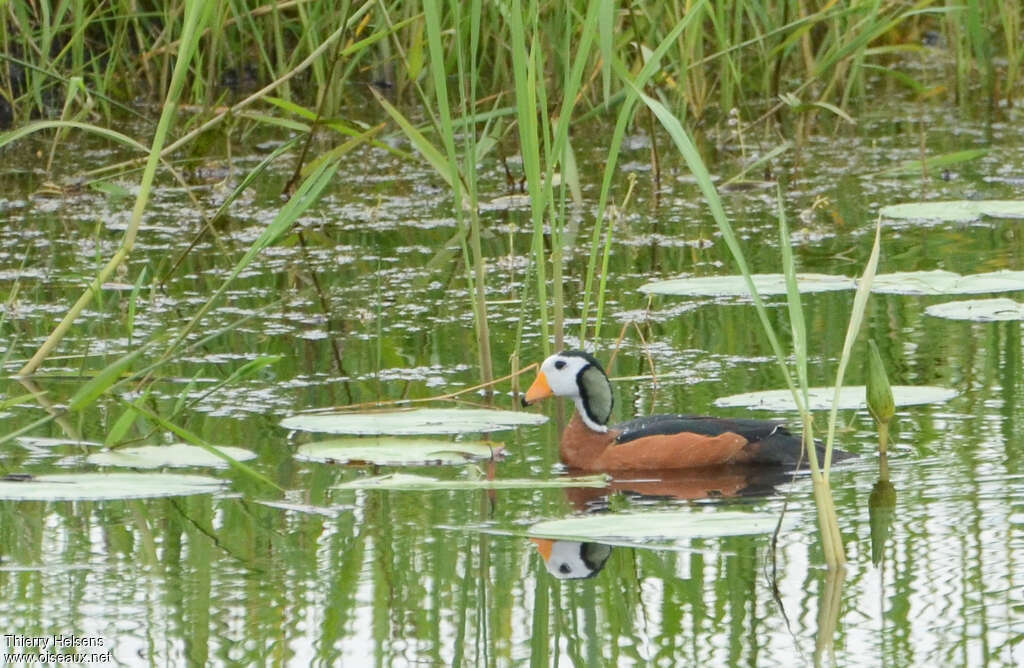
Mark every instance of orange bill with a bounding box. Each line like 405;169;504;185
530;537;554;562
523;371;553;404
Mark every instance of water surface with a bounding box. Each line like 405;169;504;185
1;101;1022;665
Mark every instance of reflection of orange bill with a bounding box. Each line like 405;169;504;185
530;537;553;562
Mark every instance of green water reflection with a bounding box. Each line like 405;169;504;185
1;105;1022;665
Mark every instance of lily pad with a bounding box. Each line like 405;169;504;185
0;472;225;501
256;500;351;517
86;443;257;469
639;273;856;297
924;297;1024;321
482;193;531;210
640;269;1024;299
528;510;790;547
332;472;609;490
15;437;102;449
879;200;1024;223
714;385;958;411
295;438;504;466
871;270;1024;295
281;407;546;435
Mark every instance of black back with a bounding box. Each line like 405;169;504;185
614;414;788;443
613;414;855;468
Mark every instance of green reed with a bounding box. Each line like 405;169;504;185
14;0;209;376
423;0;493;388
3;0;1021;131
0;2;377;486
0;0;1017;497
372;0;498;388
509;0;596;353
619;50;881;567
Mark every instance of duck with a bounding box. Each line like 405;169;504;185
522;350;853;471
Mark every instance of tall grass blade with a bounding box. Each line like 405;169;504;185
17;0;210;376
777;186;812;435
620;68;799;401
123;400;284;493
582;6;704;342
508;0;550;353
824;219;882;471
164;153;343;357
67;347;146;412
0;120;148;153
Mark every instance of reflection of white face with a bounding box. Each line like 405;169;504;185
540;353;590;399
544;541;597;579
541;541;612;580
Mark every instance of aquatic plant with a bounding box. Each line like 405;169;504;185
3;0;1020;128
624;68;880;567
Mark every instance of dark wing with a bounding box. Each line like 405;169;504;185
613;414;789;445
612;414;856;467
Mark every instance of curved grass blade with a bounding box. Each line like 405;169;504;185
0;120;148;153
18;0;210;376
123;399;282;493
823;219;881;471
68;347;146;412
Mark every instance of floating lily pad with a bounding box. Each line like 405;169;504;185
0;472;225;501
879;200;1024;223
15;437;102;449
924;297;1024;321
641;269;1024;298
528;510;790;547
871;270;1024;295
256;500;351;517
639;273;856;297
714;385;957;411
281;407;546;435
86;443;257;469
482;194;531;210
296;438;504;466
332;472;609;490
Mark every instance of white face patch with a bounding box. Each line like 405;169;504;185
539;352;612;432
539;353;591;399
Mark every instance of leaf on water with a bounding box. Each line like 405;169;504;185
86;443;257;469
714;385;958;411
255;500;351;517
482;194;532;210
640;269;1024;298
296;438;504;466
16;437;102;449
332;472;610;490
924;297;1024;321
868;268;1024;295
281;407;547;435
0;472;225;501
879;200;1024;223
870;269;1024;295
639;273;856;297
528;510;791;546
876;149;989;177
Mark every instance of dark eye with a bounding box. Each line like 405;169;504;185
554;360;566;370
559;563;571;574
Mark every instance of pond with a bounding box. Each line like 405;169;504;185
1;98;1022;666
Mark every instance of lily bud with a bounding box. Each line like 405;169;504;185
866;339;895;425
